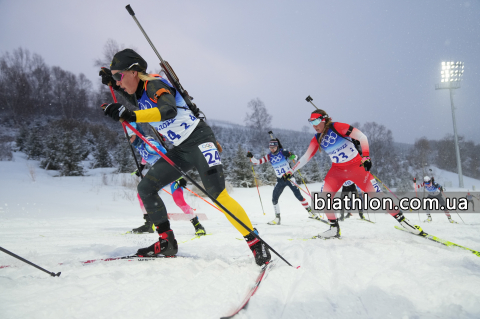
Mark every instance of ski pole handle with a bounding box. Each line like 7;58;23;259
126;4;135;15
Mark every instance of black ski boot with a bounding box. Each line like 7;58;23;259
190;216;206;236
316;219;341;239
244;229;271;266
131;215;155;233
136;229;178;257
395;212;424;235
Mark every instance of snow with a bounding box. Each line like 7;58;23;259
1;152;480;319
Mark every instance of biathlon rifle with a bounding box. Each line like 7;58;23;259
125;5;204;120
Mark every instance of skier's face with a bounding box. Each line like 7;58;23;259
112;70;139;94
269;146;278;153
313;121;325;133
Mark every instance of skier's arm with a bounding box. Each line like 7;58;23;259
250;154;270;165
133;81;178;123
291;136;319;173
333;123;370;157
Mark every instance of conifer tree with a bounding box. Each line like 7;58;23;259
59;131;84;176
230;144;254;188
25;127;44;160
113;137;135;173
16;125;29;152
92;138;112;168
41;129;61;170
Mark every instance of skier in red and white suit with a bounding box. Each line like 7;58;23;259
284;109;423;238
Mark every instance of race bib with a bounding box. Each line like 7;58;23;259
370;178;381;192
199;142;221;167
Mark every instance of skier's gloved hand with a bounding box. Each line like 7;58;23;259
178;178;187;188
413;177;416;183
360;156;372;171
282;171;293;181
289;154;298;161
102;103;136;122
99;68;120;90
246;151;254;158
133;164;145;177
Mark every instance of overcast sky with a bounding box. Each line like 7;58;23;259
1;0;479;144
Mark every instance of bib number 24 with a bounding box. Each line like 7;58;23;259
198;142;221;167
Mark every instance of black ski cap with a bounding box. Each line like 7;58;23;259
110;49;147;72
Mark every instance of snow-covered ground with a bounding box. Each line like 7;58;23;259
1;153;480;319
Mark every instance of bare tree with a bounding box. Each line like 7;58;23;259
94;39;128;68
244;98;272;145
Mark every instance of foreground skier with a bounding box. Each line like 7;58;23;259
99;49;270;265
284;109;423;238
247;139;312;225
126;123;207;236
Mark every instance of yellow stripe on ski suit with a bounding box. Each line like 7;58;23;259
215;189;253;236
134;108;161;122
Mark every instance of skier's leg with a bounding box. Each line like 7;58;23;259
316;166;345;238
171;182;194;215
136;149;191;257
269;179;287;225
185;126;270;265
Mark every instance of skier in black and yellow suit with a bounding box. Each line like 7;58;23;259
100;49;270;266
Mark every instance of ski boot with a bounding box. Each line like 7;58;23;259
339;212;345;222
190;216;206;236
244;229;271;266
131;215;155;233
316;219;341;239
424;214;432;223
136;229;178;257
395;212;423;235
268;213;281;225
359;212;365;220
306;207;317;219
448;217;458;224
345;212;353;219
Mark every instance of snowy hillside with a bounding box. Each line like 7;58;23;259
1;152;480;319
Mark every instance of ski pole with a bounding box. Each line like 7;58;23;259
371;173;413;212
250;164;266;215
109;85;174;199
104;118;292;267
183;186;221;213
414;177;420;221
441;190;466;224
292;159;310;195
289;179;312;198
0;246;61;277
121;121;292;266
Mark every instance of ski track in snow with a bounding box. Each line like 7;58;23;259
1;153;480;319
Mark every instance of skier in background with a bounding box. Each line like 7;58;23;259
282;109;422;238
466;191;475;211
127;123;206;236
415;176;457;223
247;139;313;225
338;180;365;221
99;48;271;265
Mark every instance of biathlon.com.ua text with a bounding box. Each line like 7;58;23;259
312;193;470;212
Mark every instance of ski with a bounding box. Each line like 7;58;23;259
309;216;330;225
358;218;375;224
288;236;341;241
394;226;480;257
1;255;183;269
221;260;276;319
179;233;212;244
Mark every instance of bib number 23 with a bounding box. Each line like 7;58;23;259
198;142;221;167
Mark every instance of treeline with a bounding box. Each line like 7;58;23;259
0;47;478;185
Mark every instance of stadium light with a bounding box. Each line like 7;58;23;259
435;61;464;188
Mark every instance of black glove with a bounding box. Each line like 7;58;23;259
413;177;416;183
360;156;372;171
133;164;145;177
99;67;120;90
102;103;136;122
246;151;253;158
282;171;293;181
178;178;187;188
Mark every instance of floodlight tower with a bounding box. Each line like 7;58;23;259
435;61;464;188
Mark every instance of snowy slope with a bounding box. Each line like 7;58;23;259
1;153;480;319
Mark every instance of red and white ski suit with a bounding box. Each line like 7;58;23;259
291;122;401;221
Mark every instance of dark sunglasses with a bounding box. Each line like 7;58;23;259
112;63;140;81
